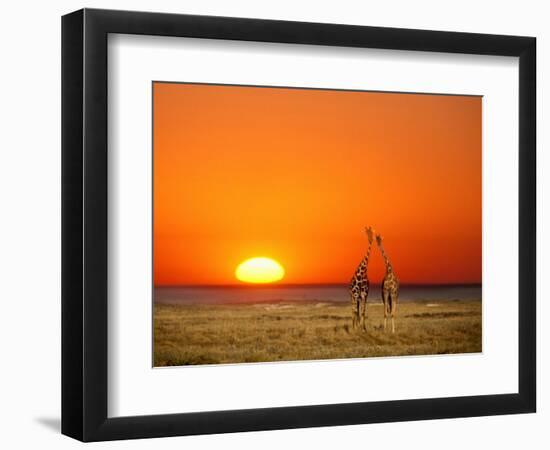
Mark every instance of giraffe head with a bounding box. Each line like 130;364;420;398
364;226;374;244
375;233;383;247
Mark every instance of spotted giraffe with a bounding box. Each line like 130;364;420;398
349;226;374;330
376;233;400;333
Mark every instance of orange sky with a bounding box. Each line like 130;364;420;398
153;82;481;286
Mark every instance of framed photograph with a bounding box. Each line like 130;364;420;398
61;8;536;441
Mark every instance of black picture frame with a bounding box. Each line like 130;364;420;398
61;8;536;442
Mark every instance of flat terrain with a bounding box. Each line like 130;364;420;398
154;300;481;366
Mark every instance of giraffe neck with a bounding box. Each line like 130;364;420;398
379;243;392;270
357;242;372;276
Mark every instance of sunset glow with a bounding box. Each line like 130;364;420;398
153;83;481;286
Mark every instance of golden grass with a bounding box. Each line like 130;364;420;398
154;300;481;366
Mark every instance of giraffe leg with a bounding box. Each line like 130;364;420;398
358;299;363;330
360;294;367;331
382;288;389;330
364;296;368;331
390;291;398;333
352;308;356;329
351;294;358;329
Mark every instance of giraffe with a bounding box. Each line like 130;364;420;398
349;226;374;330
376;233;400;333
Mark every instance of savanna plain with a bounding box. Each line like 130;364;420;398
154;299;481;366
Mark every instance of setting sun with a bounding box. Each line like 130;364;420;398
235;257;285;284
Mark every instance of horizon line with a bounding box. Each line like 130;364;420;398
154;282;482;289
